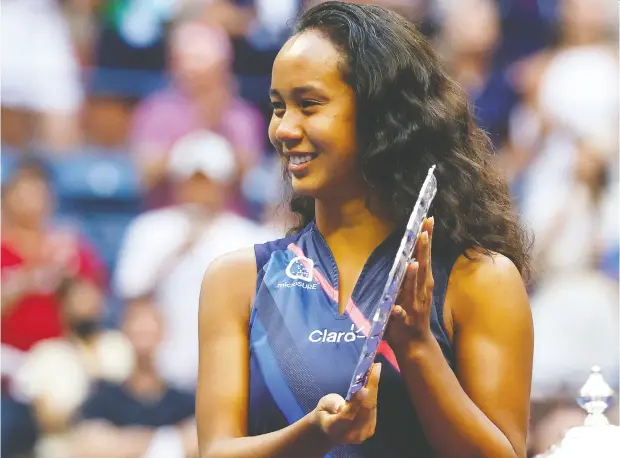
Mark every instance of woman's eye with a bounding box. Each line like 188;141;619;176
271;101;285;115
300;100;319;110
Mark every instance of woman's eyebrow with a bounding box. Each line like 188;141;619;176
270;85;329;100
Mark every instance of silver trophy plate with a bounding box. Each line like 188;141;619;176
346;165;438;401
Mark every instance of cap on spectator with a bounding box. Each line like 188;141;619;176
168;130;236;184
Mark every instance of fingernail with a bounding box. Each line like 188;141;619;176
429;216;435;226
422;231;428;242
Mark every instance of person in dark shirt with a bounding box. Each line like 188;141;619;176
73;298;197;458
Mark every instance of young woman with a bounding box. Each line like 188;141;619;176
196;2;533;458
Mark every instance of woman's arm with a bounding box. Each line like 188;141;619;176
387;218;533;458
196;249;335;458
393;250;533;458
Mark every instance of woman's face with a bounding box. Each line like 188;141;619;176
268;30;361;199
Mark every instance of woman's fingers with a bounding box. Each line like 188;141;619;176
426;217;434;285
320;393;346;415
318;365;381;444
364;363;381;401
415;218;435;303
416;230;430;295
397;262;418;316
343;363;381;416
338;395;362;420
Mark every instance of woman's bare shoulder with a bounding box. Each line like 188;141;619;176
447;249;529;323
451;248;522;280
200;247;258;321
204;247;258;280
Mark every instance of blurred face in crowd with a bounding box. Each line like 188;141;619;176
84;96;133;148
169;22;232;96
442;0;500;56
122;300;164;364
174;172;227;212
2;166;53;228
61;279;104;339
560;0;615;44
0;108;33;149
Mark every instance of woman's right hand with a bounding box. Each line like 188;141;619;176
312;363;381;445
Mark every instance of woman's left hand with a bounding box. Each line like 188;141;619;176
385;217;436;353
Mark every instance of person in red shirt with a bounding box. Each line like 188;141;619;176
1;158;106;457
1;158;105;368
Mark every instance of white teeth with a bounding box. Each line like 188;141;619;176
289;155;314;165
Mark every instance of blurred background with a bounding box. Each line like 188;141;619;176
1;0;618;457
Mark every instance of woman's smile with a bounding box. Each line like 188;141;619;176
286;153;319;174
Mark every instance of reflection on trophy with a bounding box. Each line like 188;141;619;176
535;366;620;457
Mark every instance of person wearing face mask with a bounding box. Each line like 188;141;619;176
11;278;134;458
1;160;106;354
1;159;107;458
71;299;199;458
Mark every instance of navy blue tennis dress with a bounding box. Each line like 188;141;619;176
248;222;459;457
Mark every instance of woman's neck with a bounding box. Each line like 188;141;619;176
314;196;395;257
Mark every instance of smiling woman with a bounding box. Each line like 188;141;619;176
268;31;360;201
196;2;533;458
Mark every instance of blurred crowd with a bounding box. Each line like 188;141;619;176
1;1;618;457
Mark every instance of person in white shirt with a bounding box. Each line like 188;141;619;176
1;0;83;150
114;130;279;390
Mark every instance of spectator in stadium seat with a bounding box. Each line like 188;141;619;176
72;300;198;458
437;0;518;145
114;130;278;390
12;278;133;458
1;0;83;151
129;19;265;210
1;159;105;365
1;159;105;458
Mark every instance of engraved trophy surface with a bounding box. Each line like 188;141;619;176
535;366;620;457
346;165;438;400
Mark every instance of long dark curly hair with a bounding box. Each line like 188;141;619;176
284;1;531;278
